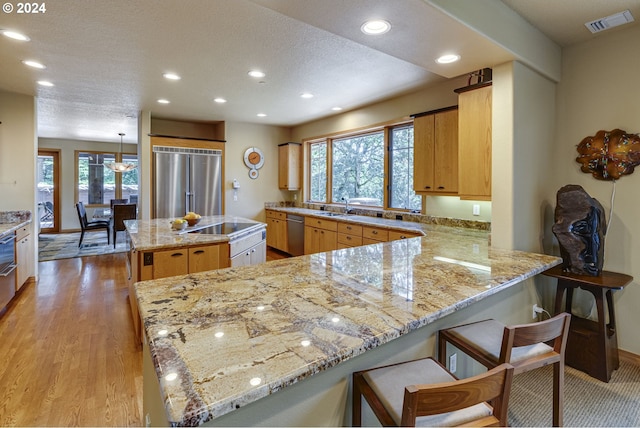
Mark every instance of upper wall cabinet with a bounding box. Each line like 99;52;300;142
457;84;492;200
413;107;459;195
278;142;301;190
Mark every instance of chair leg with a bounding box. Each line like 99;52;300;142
352;373;362;427
79;230;85;247
553;361;563;426
113;229;116;248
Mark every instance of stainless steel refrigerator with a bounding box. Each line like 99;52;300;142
153;146;223;218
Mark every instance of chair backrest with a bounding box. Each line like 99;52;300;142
113;203;137;232
499;312;571;363
45;201;54;212
75;202;88;228
110;198;128;210
401;363;514;426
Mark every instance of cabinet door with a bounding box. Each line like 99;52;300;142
278;143;301;190
250;240;266;264
434;109;458;192
15;235;29;291
413;114;435;192
266;217;278;248
304;225;319;254
318;229;337;253
189;245;220;273
458;85;492;199
153;249;189;279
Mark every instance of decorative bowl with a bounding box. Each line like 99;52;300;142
185;217;201;227
171;221;187;230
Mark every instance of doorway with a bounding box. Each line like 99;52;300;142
37;150;60;233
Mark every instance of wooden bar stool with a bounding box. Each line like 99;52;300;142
353;357;514;427
438;312;571;426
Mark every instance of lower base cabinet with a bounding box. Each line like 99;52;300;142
230;228;267;267
15;225;34;291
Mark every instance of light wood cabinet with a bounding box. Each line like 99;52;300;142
388;230;422;241
152;248;189;279
188;245;221;273
337;222;363;249
304;217;338;254
138;242;229;281
15;225;33;291
457;84;492;200
413;107;458;195
278;143;301;190
266;209;288;252
362;226;389;243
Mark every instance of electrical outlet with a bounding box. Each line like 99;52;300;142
472;204;480;216
532;304;543;319
449;353;457;373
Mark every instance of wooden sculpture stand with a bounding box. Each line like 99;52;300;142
543;266;632;382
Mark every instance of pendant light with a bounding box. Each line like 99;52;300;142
105;133;136;172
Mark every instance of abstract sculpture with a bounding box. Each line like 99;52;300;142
552;185;606;276
576;129;640;181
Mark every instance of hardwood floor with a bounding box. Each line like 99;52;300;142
0;253;143;426
0;248;289;426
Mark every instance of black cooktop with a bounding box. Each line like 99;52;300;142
187;222;257;235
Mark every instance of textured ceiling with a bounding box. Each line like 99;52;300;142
0;0;637;143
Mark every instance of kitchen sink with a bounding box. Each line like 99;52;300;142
317;212;342;217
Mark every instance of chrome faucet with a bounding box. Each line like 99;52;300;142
342;197;352;214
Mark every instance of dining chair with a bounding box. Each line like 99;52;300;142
438;312;571;426
112;203;137;248
353;357;514;427
110;198;128;210
75;201;110;247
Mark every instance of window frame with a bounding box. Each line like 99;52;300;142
74;149;138;208
305;119;421;212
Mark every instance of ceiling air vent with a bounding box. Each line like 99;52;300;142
585;10;634;34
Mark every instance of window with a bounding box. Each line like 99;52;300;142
76;151;138;206
332;131;384;206
307;123;421;211
389;125;420;211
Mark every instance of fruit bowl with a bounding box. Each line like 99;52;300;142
185;217;201;227
171;220;187;230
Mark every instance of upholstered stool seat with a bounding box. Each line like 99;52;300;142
353;357;513;427
438;313;571;426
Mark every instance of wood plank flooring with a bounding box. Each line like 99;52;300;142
0;248;290;426
0;253;143;426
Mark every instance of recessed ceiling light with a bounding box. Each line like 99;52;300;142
331;106;343;111
22;60;46;69
300;93;314;99
2;30;30;41
436;54;461;64
248;70;265;78
257;113;267;117
361;20;391;35
37;80;54;87
163;73;181;80
157;99;170;104
213;97;227;103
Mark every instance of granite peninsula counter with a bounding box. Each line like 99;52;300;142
136;224;560;426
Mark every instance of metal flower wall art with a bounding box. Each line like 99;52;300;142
576;129;640;180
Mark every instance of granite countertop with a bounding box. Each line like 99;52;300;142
125;215;266;251
0;210;32;237
135;223;561;426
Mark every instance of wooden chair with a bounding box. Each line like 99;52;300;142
438;312;571;426
353;357;514;427
110;198;128;210
112;203;137;248
75;201;110;247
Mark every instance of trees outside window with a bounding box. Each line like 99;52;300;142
76;151;138;206
389;125;421;211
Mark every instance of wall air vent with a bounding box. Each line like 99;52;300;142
585;10;634;34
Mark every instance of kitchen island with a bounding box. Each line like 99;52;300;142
125;215;266;341
136;222;561;426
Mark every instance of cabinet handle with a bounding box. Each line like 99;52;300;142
246;252;250;256
424;186;431;189
438;186;445;189
346;226;352;230
193;250;205;254
400;236;407;239
251;249;255;253
171;252;184;257
346;236;352;240
372;230;378;235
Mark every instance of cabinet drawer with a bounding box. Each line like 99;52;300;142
362;226;388;241
337;222;362;236
266;210;286;221
15;226;29;241
388;230;422;241
337;233;363;247
153;249;189;279
188;245;220;273
305;217;338;232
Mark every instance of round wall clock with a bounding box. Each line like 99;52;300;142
243;147;265;179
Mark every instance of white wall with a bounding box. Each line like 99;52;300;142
0;90;38;275
547;25;640;354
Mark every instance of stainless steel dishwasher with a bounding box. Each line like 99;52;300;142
286;214;304;256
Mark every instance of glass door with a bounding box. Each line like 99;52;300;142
37;150;60;233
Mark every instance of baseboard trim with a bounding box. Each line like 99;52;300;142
619;349;640;365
